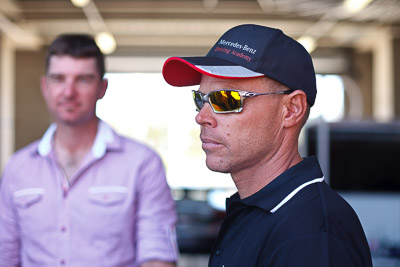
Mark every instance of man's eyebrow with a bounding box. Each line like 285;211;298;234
47;73;64;78
77;73;96;77
47;73;96;77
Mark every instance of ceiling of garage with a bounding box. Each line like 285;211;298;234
0;0;400;57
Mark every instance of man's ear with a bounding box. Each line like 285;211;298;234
282;90;308;128
98;78;108;100
40;75;48;99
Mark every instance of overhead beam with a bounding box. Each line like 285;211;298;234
0;11;42;49
0;0;22;18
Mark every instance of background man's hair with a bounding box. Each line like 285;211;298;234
45;34;105;78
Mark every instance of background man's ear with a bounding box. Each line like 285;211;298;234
40;75;49;99
98;78;108;100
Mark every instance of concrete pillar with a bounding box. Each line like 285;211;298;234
372;27;395;121
0;34;15;171
348;50;373;119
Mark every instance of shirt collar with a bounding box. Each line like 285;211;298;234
226;156;324;213
37;123;57;156
91;121;115;159
37;120;115;159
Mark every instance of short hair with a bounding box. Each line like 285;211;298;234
45;34;105;78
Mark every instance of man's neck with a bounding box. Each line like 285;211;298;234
54;119;99;179
232;145;302;199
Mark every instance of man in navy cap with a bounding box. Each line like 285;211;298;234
163;24;372;266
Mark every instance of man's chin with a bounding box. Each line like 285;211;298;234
205;160;230;174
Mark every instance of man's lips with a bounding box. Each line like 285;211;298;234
59;101;79;109
200;136;223;150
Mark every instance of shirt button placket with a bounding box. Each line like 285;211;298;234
61;225;67;233
59;225;68;266
213;249;223;266
60;196;69;266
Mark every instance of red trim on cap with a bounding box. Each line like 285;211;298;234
162;57;202;87
162;57;264;87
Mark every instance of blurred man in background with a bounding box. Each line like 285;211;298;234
0;34;178;267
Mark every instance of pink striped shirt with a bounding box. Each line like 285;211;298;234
0;121;178;267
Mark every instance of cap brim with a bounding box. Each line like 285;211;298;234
162;56;264;87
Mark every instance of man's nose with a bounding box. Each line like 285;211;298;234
63;80;77;97
195;102;217;128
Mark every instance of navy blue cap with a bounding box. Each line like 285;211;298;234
162;24;317;106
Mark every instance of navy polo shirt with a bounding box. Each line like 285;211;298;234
209;157;372;267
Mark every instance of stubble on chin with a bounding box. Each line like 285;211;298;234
205;155;231;174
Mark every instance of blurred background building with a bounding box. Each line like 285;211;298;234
1;0;400;266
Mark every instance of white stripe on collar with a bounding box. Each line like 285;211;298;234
270;177;325;213
37;121;114;159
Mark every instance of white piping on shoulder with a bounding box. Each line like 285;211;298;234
270;177;325;213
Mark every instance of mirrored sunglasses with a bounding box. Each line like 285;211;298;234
192;89;293;113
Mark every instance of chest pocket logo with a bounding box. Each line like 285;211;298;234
13;188;45;208
88;186;128;206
